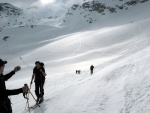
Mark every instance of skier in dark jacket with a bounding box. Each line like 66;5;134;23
90;65;94;75
0;59;29;113
30;61;46;103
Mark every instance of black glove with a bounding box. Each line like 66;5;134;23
14;66;21;72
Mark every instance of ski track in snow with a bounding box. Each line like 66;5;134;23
3;20;150;113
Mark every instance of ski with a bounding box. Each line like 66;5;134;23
28;100;44;111
38;98;44;104
28;104;38;111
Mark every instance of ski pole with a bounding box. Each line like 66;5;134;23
26;82;32;109
26;95;30;113
24;94;28;109
30;82;32;89
24;90;29;110
28;89;44;113
25;84;32;109
23;84;31;113
24;84;31;113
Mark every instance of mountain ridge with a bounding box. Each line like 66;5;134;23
64;0;150;24
0;3;22;16
0;0;150;29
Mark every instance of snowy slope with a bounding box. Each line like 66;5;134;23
0;0;150;113
3;18;150;113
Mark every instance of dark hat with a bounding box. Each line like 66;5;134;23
35;61;40;64
40;62;44;67
0;59;7;66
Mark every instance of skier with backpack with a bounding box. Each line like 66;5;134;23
90;65;94;75
0;59;29;113
30;61;46;104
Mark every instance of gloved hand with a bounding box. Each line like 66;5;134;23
22;84;29;93
14;66;21;72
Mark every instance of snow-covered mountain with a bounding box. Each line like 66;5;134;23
1;0;150;29
0;3;22;15
64;0;150;26
1;0;150;113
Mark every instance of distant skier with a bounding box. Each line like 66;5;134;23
78;70;81;74
0;59;28;113
76;70;78;74
90;65;94;75
30;61;46;104
76;70;81;74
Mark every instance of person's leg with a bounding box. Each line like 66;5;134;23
35;81;40;99
37;80;44;103
40;80;45;98
91;70;93;75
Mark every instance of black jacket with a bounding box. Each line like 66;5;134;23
33;67;45;81
90;65;94;70
0;71;23;102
